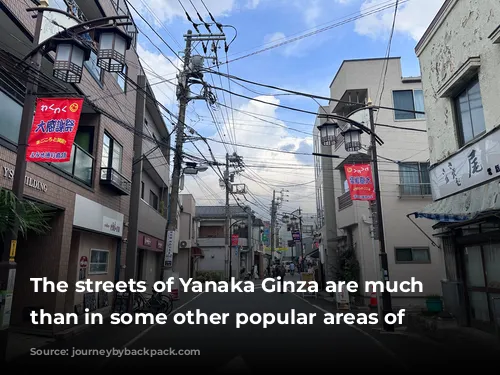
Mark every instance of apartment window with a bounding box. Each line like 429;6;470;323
84;50;102;84
112;65;127;92
101;132;123;173
141;181;145;199
89;249;109;274
454;78;486;146
395;247;430;263
149;190;159;210
399;162;431;196
0;89;22;144
393;89;425;120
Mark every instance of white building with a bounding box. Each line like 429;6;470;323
414;0;500;332
314;58;445;308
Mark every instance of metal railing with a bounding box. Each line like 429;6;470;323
51;143;94;186
100;167;131;195
338;191;353;211
398;183;432;197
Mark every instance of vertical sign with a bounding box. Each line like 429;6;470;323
165;230;175;267
231;234;239;246
26;97;84;163
344;164;376;201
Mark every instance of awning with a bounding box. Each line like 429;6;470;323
411;181;500;223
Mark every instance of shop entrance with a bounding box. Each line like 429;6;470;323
462;242;500;332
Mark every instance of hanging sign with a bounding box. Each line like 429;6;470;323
26;97;84;163
344;164;376;201
231;234;239;246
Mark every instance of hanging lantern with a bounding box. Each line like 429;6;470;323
342;125;363;153
317;120;339;146
282;214;290;224
53;39;91;83
95;26;133;72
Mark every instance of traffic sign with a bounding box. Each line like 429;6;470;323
79;256;88;268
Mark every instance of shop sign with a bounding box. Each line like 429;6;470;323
102;216;122;236
344;164;375;201
157;241;164;250
164;230;175;267
143;236;152;246
430;128;500;200
2;166;48;193
231;234;239;246
26;98;84;163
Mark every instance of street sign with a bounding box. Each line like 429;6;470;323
292;231;301;242
79;256;88;268
165;230;175;267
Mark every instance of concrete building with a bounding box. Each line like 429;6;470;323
314;58;445;308
413;0;500;333
0;0;167;336
176;194;197;280
195;205;262;279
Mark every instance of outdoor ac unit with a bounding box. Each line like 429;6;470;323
179;239;191;249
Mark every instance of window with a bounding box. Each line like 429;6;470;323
89;249;109;274
454;78;486;146
398;162;431;196
0;89;22;144
149;190;158;210
393;90;425;120
395;247;430;263
112;65;127;92
101;132;123;173
84;51;102;83
141;181;145;199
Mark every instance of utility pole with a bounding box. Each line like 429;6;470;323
225;152;231;280
125;74;146;311
270;190;276;271
0;5;45;363
162;30;193;279
368;100;394;332
298;207;304;259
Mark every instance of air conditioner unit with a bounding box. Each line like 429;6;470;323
179;239;191;249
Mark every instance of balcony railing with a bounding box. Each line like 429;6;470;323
51;143;94;186
338;191;353;211
398;183;432;197
100;167;131;195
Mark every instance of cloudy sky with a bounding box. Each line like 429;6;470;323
124;0;444;221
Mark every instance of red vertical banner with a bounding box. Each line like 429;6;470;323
231;234;239;246
26;97;84;163
344;164;376;201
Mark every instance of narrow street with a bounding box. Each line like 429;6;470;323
8;276;499;372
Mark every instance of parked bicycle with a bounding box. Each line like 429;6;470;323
133;291;171;314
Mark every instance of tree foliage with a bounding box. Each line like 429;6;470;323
0;187;52;240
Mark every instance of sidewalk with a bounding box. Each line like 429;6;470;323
6;290;200;365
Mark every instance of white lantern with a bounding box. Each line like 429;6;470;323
317;120;339;146
53;40;90;83
342;125;363;153
282;214;290;224
96;27;132;72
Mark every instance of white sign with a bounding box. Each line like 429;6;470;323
39;10;79;44
164;230;175;267
430;129;500;200
102;216;122;236
335;285;350;310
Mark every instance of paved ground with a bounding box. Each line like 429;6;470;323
6;277;500;372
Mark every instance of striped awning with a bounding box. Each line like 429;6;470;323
411;180;500;223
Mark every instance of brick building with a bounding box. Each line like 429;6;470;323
0;0;168;335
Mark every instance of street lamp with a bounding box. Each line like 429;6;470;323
282;214;290;224
317;120;339;146
53;39;91;83
95;26;133;72
342;125;363;153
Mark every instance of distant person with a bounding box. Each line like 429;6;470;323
279;264;286;293
289;262;295;276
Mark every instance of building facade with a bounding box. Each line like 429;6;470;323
414;0;500;332
176;194;197;280
314;58;445;308
0;0;167;335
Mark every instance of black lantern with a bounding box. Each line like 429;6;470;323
317;120;339;146
342;125;363;153
95;27;132;72
282;214;290;224
53;39;91;83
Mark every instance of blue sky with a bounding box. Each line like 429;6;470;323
129;0;444;218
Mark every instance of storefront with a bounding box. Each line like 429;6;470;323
70;194;124;320
412;128;500;333
136;232;164;289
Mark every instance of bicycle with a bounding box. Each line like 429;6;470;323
133;292;169;314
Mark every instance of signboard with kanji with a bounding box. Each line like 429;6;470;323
344;164;376;201
231;234;239;246
26;97;84;163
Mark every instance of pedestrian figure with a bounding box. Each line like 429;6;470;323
289;262;295;276
279;264;286;293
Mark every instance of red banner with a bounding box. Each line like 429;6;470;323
26;97;84;163
344;164;376;201
231;234;239;246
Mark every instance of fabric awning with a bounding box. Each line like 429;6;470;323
411;180;500;222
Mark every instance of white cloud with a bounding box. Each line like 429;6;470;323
354;0;445;41
246;0;261;9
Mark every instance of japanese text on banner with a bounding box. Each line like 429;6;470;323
344;164;375;201
26;98;84;163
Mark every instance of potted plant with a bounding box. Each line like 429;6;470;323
426;294;443;312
